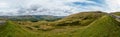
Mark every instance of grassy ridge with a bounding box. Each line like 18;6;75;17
79;15;120;37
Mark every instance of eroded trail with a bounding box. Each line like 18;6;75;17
108;14;120;22
0;21;6;25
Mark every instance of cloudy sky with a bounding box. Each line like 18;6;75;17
0;0;119;16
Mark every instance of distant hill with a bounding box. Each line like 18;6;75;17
79;15;120;37
0;15;64;21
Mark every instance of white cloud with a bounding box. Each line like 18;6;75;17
104;0;120;12
22;0;90;16
0;0;120;16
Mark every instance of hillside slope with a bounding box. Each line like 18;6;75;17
55;11;106;26
0;21;37;37
79;15;120;37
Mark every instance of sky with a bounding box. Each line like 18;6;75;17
0;0;119;16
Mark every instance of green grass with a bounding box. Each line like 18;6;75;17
0;21;85;37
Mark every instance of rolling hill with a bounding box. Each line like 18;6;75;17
79;15;120;37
